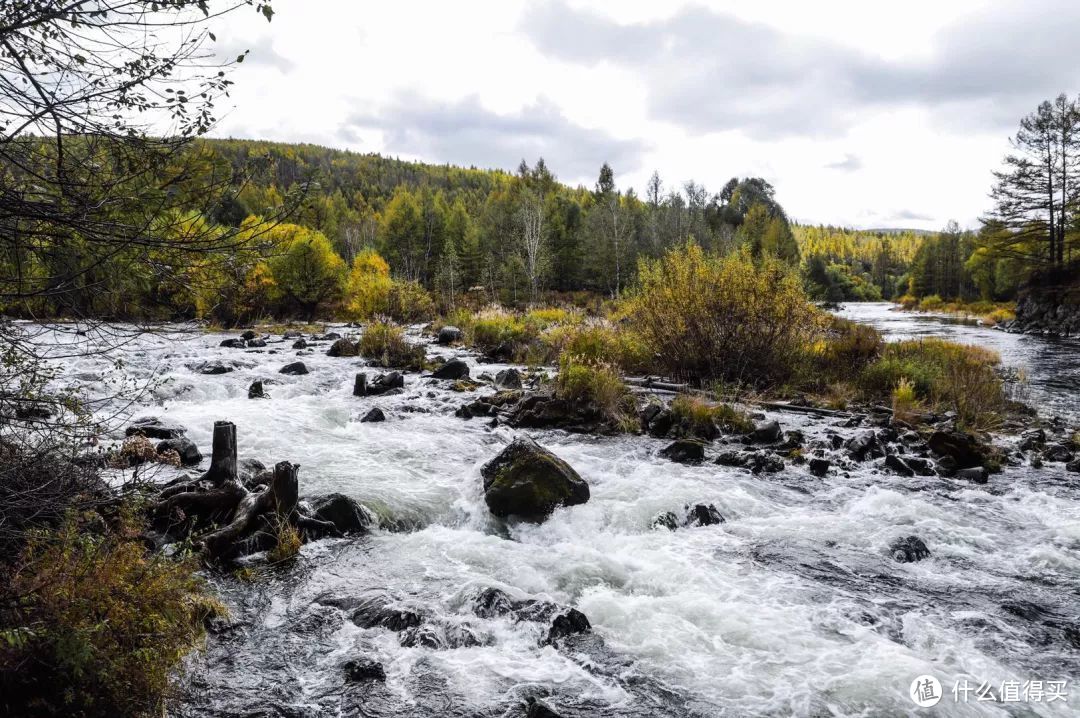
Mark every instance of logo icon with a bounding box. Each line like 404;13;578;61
910;675;943;707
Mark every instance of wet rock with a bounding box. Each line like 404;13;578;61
481;436;590;521
347;590;423;631
360;407;385;423
437;326;464;344
317;332;342;341
955;466;989;484
1019;428;1046;452
156;437;201;466
126;416;186;440
240;330;257;341
327;337;359;357
928;430;992;469
1067;459;1080;473
283;330;303;339
399;625;443;649
246;338;267;348
746;451;784;474
367;371;404;395
292;338;308;350
651;511;679;531
884;454;915;477
846;430;883;461
685;503;724;526
646;408;676;438
1042;443;1074;463
546;608;591;644
715;451;746;468
749;419;782;443
808;458;831;477
889;535;931;563
659;439;705;465
199;361;233;375
311;493;374;535
279;361;309;375
526;697;564;718
219;338;246;349
904;456;936;476
400;623;484;650
472;587;516;618
343;658;385;683
495;368;523;390
506;393;617;435
430;358;470;380
248;380;266;399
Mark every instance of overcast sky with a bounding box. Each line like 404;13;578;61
210;0;1080;230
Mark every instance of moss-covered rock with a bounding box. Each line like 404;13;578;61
480;436;589;521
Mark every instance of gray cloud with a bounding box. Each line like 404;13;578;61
825;154;862;172
340;93;647;180
520;0;1080;138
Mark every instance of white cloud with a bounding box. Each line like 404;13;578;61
205;0;1076;230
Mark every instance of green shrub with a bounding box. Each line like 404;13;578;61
359;321;425;370
386;281;435;323
918;294;944;311
859;339;1004;429
670;394;753;433
538;322;650;371
555;355;636;431
0;510;224;716
627;243;823;386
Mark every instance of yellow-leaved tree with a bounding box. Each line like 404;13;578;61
345;248;393;320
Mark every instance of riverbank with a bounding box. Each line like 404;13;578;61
895;295;1016;327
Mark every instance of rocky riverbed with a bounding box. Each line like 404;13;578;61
28;314;1080;717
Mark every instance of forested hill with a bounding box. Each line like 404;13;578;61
196;137;802;296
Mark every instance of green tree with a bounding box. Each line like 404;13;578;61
268;224;346;320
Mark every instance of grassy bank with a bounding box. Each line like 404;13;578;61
896;295;1016;327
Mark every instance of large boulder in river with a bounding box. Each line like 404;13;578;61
126;416;186;440
430;358;470;380
889;535;931;563
480;436;589;521
311;493;375;535
748;420;782;444
327;338;359;357
437;326;464;345
659;439;705;465
494;368;523;390
928;430;994;469
279;361;309;375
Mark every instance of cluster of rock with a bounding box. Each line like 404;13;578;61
1005;288;1080;336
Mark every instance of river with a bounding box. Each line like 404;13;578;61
31;304;1080;717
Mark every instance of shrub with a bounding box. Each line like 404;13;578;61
468;308;531;356
627;243;823;386
555;355;636;430
670;394;753;434
0;510;224;716
267;520;301;563
345;249;393;320
891;377;921;423
896;294;920;310
386;281;435;323
359;321;425;370
860;339;1004;429
538;322;650;371
917;294;944;311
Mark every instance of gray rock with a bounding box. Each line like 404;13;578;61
199;361;233;375
125;416;186;440
884;454;915;477
437;326;464;344
685;503;725;526
846;430;882;460
430;358;470;380
749;420;782;443
248;380;266;399
327;338;359;357
360;407;385;423
480;436;590;521
311;493;374;535
659;439;706;465
219;338;246;349
156;437;201;466
279;361;309;375
246;338;267;348
651;511;679;531
808;458;831;477
494;368;523;390
889;535;931;563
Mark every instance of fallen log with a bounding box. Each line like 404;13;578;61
753;401;852;418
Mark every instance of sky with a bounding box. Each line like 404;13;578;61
208;0;1080;231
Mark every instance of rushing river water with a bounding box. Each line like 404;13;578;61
32;304;1080;717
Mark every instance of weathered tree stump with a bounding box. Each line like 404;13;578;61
353;373;367;397
205;420;237;485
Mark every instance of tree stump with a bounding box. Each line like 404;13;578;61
205;420;237;485
353;373;367;397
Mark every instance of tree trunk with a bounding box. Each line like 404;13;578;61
205;420;237;486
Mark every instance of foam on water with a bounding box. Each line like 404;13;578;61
29;316;1080;717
